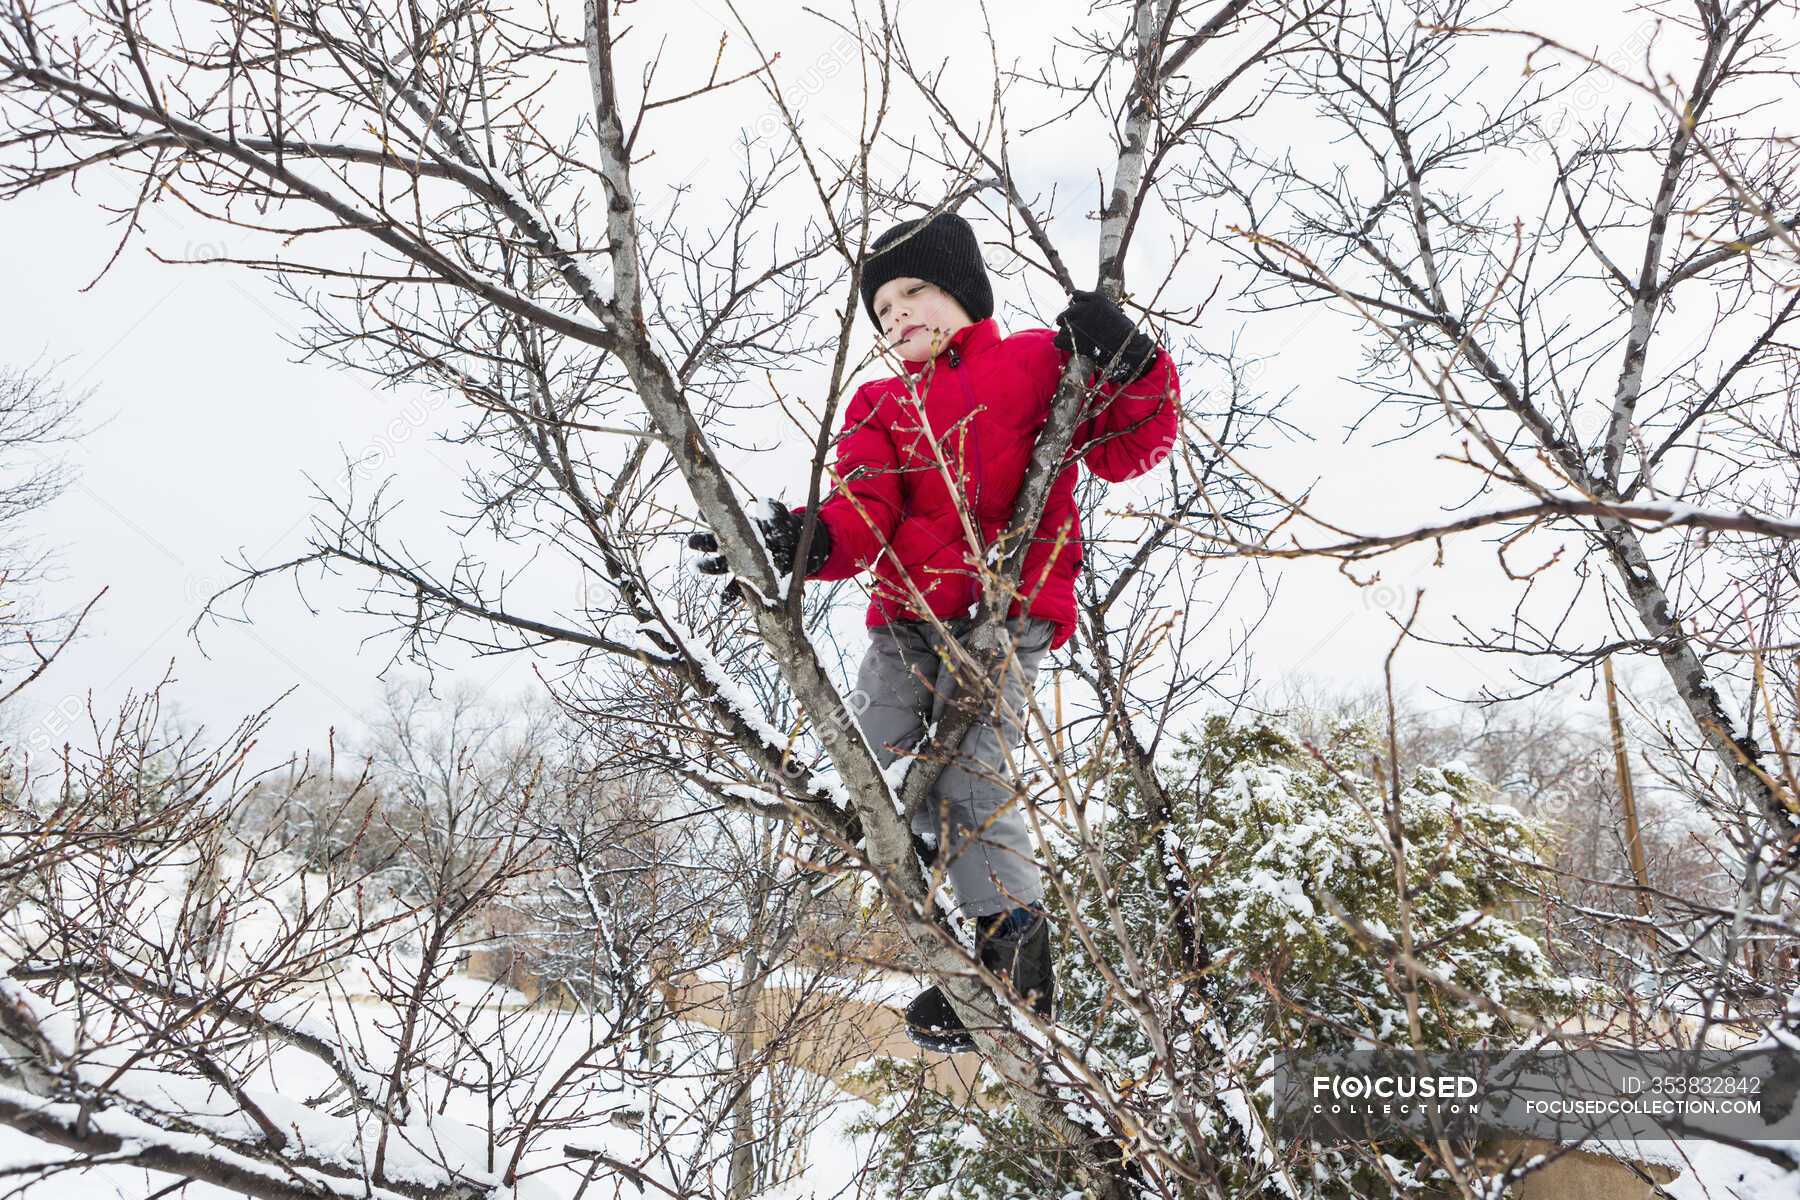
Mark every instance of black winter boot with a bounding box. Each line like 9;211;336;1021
904;906;1056;1054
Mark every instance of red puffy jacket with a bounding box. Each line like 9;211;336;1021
809;317;1180;648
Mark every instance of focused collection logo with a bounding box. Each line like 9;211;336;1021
1272;1046;1800;1142
1310;1073;1481;1116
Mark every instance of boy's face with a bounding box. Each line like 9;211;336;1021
872;276;973;364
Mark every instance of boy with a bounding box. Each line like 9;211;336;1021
690;211;1179;1051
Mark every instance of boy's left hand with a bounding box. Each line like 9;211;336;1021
750;499;832;577
1054;289;1159;383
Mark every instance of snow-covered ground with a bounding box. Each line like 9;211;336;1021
4;852;1793;1198
0;834;888;1200
0;989;885;1200
1616;1136;1800;1200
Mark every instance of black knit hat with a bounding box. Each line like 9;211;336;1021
860;211;993;329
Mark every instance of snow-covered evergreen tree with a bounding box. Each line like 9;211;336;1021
851;714;1575;1198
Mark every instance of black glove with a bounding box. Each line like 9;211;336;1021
1053;289;1159;383
757;500;833;576
684;528;731;577
684;499;832;582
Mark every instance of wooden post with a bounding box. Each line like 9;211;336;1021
1604;656;1651;916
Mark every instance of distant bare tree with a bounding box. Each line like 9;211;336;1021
0;360;81;554
0;359;90;668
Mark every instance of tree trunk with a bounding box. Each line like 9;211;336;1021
1593;515;1790;841
726;947;765;1200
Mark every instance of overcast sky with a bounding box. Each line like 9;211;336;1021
3;0;1670;767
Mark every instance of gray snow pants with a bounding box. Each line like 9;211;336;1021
853;616;1056;918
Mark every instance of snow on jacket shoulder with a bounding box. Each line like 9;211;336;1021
808;317;1179;648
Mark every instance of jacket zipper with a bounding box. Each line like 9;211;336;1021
947;345;984;518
